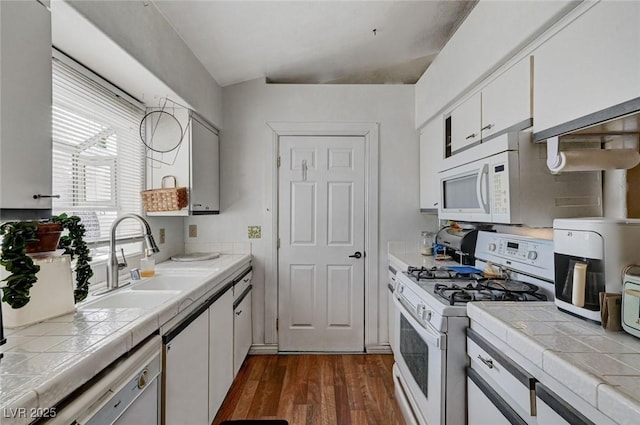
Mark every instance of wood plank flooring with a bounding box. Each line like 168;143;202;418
213;354;405;425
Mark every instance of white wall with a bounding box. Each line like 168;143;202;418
415;0;579;128
65;0;222;127
186;78;436;347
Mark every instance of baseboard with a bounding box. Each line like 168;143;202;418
248;344;279;355
365;344;393;354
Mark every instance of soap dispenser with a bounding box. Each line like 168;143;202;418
140;248;156;278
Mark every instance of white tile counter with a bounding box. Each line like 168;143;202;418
388;240;461;271
0;254;250;425
468;302;640;425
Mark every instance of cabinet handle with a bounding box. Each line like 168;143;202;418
236;310;243;316
478;355;494;369
433;202;438;206
465;133;476;140
33;194;61;199
137;369;149;389
481;124;494;131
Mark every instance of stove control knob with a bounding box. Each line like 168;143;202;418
527;251;538;260
488;243;497;252
398;284;404;294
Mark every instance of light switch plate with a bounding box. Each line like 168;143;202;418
159;228;166;244
248;225;261;239
188;224;197;238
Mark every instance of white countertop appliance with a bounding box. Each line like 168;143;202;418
553;218;640;322
622;265;640;339
392;230;554;425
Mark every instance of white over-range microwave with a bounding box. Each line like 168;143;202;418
438;132;603;227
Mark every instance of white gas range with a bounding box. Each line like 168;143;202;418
391;231;555;425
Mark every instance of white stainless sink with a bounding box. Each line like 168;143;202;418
131;274;205;291
85;290;180;309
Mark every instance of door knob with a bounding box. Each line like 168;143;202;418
349;251;362;259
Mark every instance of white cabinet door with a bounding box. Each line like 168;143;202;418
534;1;640;136
190;115;220;214
163;310;209;425
451;92;481;154
146;111;220;216
0;1;52;216
481;57;532;140
233;289;252;376
419;117;443;211
208;288;234;422
467;377;515;425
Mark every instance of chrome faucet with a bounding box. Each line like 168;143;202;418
106;213;160;291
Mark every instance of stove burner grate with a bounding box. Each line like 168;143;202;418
434;281;548;305
407;266;478;281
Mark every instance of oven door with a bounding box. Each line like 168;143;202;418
393;295;446;425
438;158;491;223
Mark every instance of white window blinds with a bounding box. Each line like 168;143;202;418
52;55;145;242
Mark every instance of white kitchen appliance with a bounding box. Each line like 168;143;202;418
554;218;640;322
622;266;640;338
438;131;602;226
392;231;554;425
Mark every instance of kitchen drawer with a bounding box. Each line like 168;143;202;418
535;382;595;425
233;267;252;299
467;368;527;425
467;328;536;417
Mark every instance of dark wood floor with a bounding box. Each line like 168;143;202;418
213;354;405;425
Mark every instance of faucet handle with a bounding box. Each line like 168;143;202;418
117;248;128;270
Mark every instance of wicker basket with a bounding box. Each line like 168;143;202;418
141;175;188;212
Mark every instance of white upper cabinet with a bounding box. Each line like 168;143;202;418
0;1;52;219
450;92;481;153
420;117;444;212
448;56;532;156
533;1;640;140
146;110;220;215
481;57;532;140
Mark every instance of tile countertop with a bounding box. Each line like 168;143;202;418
468;302;640;425
388;240;461;271
0;254;251;425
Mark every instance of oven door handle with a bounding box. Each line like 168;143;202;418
394;295;445;349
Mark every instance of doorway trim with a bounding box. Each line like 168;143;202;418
265;122;379;351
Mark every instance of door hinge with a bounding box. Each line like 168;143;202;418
277;238;280;249
276;318;279;331
277;156;281;168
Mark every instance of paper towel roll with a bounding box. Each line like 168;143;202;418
548;149;640;173
572;262;587;307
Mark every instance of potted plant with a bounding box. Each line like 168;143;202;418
0;213;93;309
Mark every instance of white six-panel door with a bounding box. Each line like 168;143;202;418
278;135;365;351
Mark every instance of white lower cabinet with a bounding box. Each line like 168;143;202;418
163;308;210;425
467;371;526;425
209;288;234;422
535;383;595;425
467;325;617;425
163;279;237;425
233;288;252;376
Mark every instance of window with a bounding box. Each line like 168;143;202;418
51;51;146;253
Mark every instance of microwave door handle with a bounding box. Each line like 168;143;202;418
476;164;490;213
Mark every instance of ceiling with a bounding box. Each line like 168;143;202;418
151;0;477;87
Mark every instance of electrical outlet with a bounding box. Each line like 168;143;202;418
188;224;197;238
159;228;166;244
248;225;261;239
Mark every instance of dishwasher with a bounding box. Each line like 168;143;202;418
45;335;161;425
